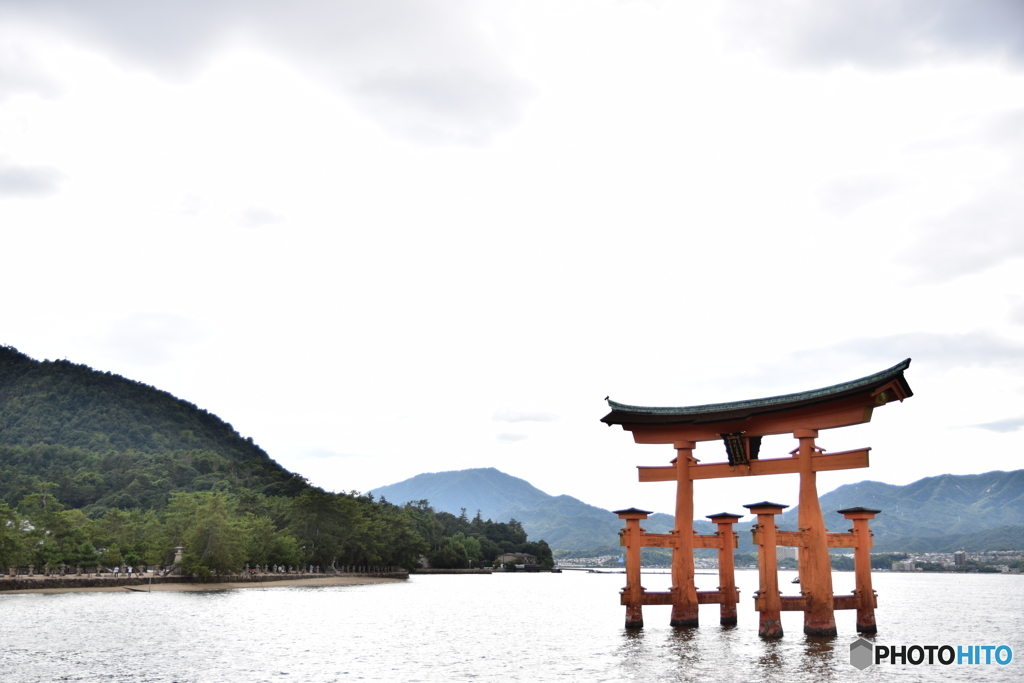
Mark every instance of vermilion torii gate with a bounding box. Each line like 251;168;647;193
602;359;912;637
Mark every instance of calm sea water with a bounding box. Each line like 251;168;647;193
1;570;1021;682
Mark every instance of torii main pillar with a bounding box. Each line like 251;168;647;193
794;428;836;635
670;441;699;627
602;359;912;635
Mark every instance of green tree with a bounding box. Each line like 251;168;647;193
525;540;554;568
0;503;28;569
166;492;248;577
830;555;854;571
96;506;167;564
402;500;444;551
99;544;123;568
870;553;908;570
362;499;428;570
70;541;99;567
243;515;303;567
429;539;468;569
287;489;364;568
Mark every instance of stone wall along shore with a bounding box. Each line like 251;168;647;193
0;570;409;592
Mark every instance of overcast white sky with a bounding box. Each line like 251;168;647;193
2;1;1024;519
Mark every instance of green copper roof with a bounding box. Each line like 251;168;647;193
602;358;911;426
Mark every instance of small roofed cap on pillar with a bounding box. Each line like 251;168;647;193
706;512;744;521
743;501;789;514
613;507;653;519
837;506;882;517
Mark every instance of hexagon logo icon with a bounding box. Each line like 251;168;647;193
850;638;874;670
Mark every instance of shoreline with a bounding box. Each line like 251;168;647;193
0;575;405;595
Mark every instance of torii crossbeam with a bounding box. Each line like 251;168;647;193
602;359;912;637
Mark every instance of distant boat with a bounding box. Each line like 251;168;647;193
792;576;801;584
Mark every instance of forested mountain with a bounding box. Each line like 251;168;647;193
370;468;553;521
370;467;690;550
0;345;282;462
871;525;1024;553
0;346;552;574
373;467;1024;553
778;470;1024;541
0;345;305;512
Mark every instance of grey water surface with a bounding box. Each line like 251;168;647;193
1;570;1021;682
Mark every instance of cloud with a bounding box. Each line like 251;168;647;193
0;0;530;144
1010;300;1024;326
896;108;1024;283
297;447;367;460
965;416;1024;433
0;42;60;100
493;408;559;423
726;0;1024;69
803;332;1024;370
717;332;1024;396
178;194;206;216
987;107;1024;149
239;207;284;228
819;176;898;215
901;186;1024;282
98;312;206;366
497;433;528;443
352;68;529;146
0;161;63;197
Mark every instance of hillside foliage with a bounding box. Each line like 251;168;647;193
0;346;552;574
779;470;1024;540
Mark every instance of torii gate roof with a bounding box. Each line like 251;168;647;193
602;359;912;443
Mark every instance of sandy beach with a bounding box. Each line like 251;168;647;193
0;576;403;595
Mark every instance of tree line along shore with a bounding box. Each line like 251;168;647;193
0;484;553;580
0;347;553;579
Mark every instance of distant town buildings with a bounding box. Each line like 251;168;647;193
776;547;799;562
887;549;1021;573
553;548;1022;573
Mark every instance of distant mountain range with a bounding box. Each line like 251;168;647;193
371;467;1024;553
369;468;688;550
780;470;1024;540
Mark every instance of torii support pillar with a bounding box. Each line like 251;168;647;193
706;512;743;626
670;441;699;627
839;506;881;634
795;429;838;637
615;507;651;629
746;501;786;639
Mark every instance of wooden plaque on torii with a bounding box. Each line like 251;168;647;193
602;359;912;637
